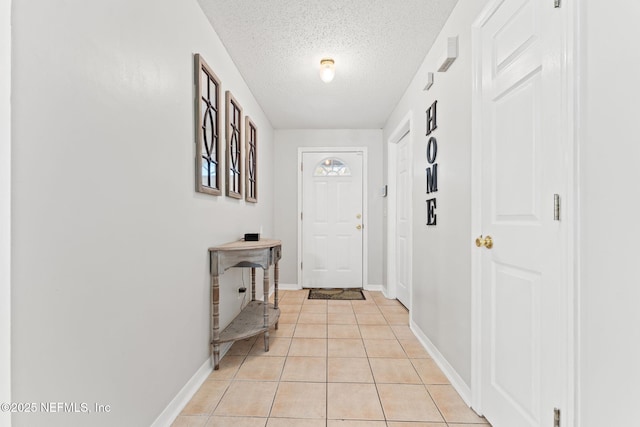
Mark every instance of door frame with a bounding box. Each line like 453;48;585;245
297;147;368;289
470;1;579;425
386;111;413;308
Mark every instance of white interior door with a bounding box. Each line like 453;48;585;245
395;133;411;307
301;151;364;288
475;0;567;426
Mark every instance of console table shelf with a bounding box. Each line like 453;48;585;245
219;301;280;343
208;239;281;370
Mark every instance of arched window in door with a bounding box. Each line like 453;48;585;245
314;157;352;177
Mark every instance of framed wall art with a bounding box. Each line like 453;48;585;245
194;54;222;196
245;116;258;203
225;91;243;199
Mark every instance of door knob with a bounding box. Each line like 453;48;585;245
475;235;493;249
356;224;362;230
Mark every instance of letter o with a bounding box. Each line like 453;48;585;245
427;137;438;164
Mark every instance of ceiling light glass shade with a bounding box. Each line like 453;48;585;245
319;58;335;83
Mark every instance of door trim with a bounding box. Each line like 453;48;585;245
297;147;368;289
386;111;413;309
470;1;578;424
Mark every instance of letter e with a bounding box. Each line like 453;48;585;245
426;198;437;225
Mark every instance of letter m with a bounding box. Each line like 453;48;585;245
426;163;438;194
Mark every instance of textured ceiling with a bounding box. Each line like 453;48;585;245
197;0;459;129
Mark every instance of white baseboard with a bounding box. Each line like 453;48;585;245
410;319;473;407
381;287;392;299
278;283;302;291
278;284;384;292
151;342;232;427
153;282;299;426
365;284;383;292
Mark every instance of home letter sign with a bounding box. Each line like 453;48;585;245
426;100;438;136
425;101;438;226
426;137;438;194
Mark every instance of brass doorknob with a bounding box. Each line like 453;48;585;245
356;224;362;230
475;235;493;249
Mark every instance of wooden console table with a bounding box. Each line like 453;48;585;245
208;239;281;370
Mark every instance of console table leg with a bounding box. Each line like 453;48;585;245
263;267;270;352
212;344;220;370
274;261;279;329
211;274;220;370
251;268;256;301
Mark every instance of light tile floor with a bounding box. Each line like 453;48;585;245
172;290;491;427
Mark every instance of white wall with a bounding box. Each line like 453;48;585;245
11;1;274;426
273;129;383;288
383;0;489;388
578;1;640;425
1;0;12;426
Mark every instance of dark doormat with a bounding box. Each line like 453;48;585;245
307;288;366;300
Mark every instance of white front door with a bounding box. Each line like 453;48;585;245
395;133;411;307
301;151;364;288
475;0;567;426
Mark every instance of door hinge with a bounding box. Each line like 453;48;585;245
554;194;561;221
554;408;561;427
301;162;303;172
301;212;303;221
554;0;561;8
300;262;303;270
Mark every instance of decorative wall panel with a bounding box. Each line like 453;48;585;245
195;54;222;196
225;91;243;199
245;116;258;203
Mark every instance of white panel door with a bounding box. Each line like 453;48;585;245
395;133;411;307
477;0;566;426
302;151;364;288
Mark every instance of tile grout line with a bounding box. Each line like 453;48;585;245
325;295;329;427
425;383;449;425
369;296;390;424
274;289;303;423
178;289;463;426
210;337;252;420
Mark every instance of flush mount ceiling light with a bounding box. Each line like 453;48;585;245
319;58;335;83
